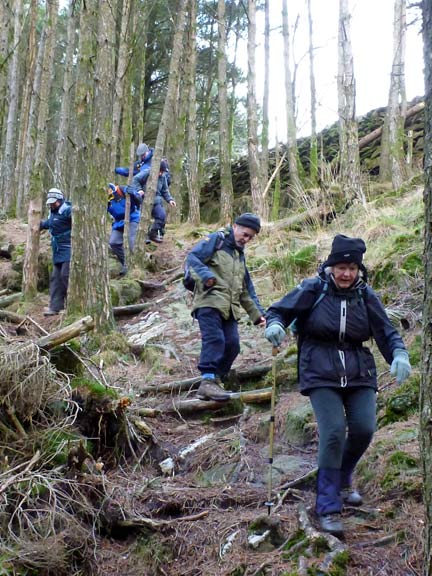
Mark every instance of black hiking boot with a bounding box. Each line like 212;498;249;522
318;513;344;537
196;378;231;401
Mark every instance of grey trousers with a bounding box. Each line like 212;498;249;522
109;222;139;265
49;261;70;312
309;386;376;486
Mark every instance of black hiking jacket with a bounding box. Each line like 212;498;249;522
265;272;406;395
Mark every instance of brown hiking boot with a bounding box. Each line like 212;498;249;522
196;378;231;401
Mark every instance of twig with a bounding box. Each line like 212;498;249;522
117;510;209;529
0;451;41;496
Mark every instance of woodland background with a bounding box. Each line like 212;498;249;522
1;0;432;574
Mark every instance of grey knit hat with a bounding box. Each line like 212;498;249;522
136;143;149;157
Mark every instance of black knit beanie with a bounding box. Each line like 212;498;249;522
234;213;261;233
324;234;366;266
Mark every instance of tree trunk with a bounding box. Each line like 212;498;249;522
421;2;432;572
186;0;200;226
380;0;407;189
54;0;77;189
247;0;263;217
110;0;131;173
337;0;365;206
22;0;58;299
282;0;300;192
260;0;270;219
307;0;318;185
218;0;234;224
0;1;12;144
68;0;115;332
14;0;38;217
1;0;23;212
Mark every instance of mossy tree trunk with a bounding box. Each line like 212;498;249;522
0;1;11;145
337;0;366;206
421;1;432;573
307;0;318;186
68;0;114;332
218;0;234;224
260;0;270;217
379;0;407;190
23;0;58;299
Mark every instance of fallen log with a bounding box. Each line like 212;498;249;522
358;101;425;150
36;315;94;350
0;292;22;309
264;207;324;231
0;309;26;324
164;387;273;414
139;365;273;395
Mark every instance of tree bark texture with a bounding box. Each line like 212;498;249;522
380;0;407;189
337;0;365;206
260;0;270;217
307;0;318;185
421;2;432;573
22;0;58;299
0;1;12;145
247;0;263;217
218;0;234;224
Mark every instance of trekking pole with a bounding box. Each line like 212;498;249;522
265;345;279;515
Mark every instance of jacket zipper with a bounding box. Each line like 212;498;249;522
339;299;347;387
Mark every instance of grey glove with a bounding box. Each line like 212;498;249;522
264;323;286;347
390;348;412;384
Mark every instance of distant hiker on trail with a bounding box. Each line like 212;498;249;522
116;145;176;244
145;159;176;244
185;213;266;402
264;234;412;538
40;187;72;316
107;183;143;277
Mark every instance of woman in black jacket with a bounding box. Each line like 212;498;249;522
264;234;412;537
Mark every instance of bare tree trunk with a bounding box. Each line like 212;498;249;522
0;1;12;151
14;0;38;217
110;0;131;173
1;0;23;212
68;0;115;332
247;0;263;216
307;0;318;185
135;0;187;253
337;0;365;206
282;0;300;191
185;0;200;226
261;0;270;214
22;0;58;299
380;0;407;190
271;133;281;221
218;0;234;224
421;3;432;573
54;0;77;190
17;30;45;212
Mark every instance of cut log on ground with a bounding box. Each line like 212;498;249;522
36;315;94;350
0;310;26;324
0;292;22;309
164;387;273;414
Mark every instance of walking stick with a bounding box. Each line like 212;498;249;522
265;345;279;515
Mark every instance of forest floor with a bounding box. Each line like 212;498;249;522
0;217;424;576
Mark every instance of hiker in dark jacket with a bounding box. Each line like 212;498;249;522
107;183;143;276
146;160;176;243
186;213;266;402
114;142;153;178
264;234;412;537
40;188;72;316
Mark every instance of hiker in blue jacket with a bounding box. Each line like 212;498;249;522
40;188;72;316
107;183;143;276
114;142;153;178
146;160;176;243
264;234;412;537
186;213;266;402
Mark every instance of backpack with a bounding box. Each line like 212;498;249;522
183;230;228;292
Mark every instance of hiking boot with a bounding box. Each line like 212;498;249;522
341;487;363;506
196;378;231;402
318;513;344;537
43;308;59;317
154;230;163;243
119;265;128;277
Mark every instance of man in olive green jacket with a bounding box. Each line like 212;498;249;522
185;213;266;401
